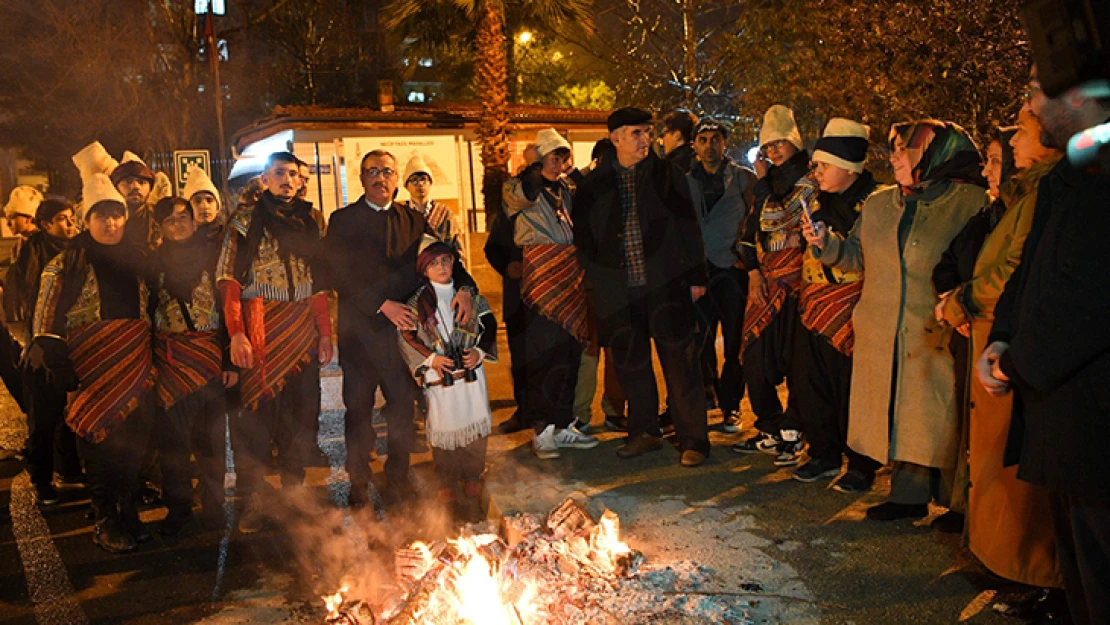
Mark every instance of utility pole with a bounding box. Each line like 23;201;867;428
205;1;231;202
682;0;697;110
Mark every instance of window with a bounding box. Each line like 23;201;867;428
194;0;225;15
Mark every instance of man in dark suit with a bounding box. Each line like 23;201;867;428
572;107;711;467
321;149;475;508
977;70;1110;625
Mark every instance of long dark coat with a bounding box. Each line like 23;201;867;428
571;151;708;345
996;158;1110;501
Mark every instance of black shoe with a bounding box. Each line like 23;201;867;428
865;501;929;521
120;497;152;543
793;457;841;483
616;432;664;458
380;478;418;506
931;510;965;534
658;410;675;436
139;481;162;506
604;415;628;432
498;412;527;434
348;483;370;509
54;473;87;489
34;483;61;506
304;446;331;468
159;510;198;537
731;430;781;454
831;469;874;494
93;517;137;553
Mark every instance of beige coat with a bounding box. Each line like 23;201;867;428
820;182;988;467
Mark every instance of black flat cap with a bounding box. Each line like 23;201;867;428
607;107;654;132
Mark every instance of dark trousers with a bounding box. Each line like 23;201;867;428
504;278;528;411
601;347;627;417
743;294;801;434
793;328;878;473
231;364;320;495
695;266;748;414
521;309;581;434
158;378;228;517
77;401;155;518
24;368;81;487
1049;492;1110;625
342;355;417;487
608;296;709;454
431;437;488;485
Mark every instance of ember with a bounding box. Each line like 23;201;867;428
323;498;754;624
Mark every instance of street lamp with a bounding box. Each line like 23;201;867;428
517;31;533;45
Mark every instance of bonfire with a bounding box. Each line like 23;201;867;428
323;498;755;625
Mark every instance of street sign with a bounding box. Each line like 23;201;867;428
173;150;211;196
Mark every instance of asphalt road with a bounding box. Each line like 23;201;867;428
0;233;1023;625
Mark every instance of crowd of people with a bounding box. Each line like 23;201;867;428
1;62;1107;625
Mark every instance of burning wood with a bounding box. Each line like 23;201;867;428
323;498;755;624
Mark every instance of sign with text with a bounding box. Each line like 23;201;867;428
173;150;211;196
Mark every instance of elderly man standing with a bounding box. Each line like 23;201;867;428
573;107;711;467
321;149;475;508
687;119;756;433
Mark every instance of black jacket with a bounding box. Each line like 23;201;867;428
572;151;708;344
664;143;696;175
992;159;1110;499
4;230;68;330
320;198;475;369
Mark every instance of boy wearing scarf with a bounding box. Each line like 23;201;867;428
734;105;817;466
29;174;155;553
503;128;598;460
793;119;881;488
217;152;332;534
398;240;497;503
152;197;237;535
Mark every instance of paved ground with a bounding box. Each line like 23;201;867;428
0;233;1022;624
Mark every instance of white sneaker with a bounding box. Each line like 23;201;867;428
554;424;600;449
532;425;560;459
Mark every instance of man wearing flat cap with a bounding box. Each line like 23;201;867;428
572;107;711;468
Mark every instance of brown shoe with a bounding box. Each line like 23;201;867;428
680;449;708;467
616;432;663;458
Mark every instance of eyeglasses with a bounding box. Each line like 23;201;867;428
407;175;432;185
1024;81;1042;102
362;167;398;179
427;256;453;269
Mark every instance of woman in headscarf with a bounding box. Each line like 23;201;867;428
936;104;1065;617
803;120;989;522
929;125;1017;531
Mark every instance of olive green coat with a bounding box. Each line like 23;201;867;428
819;182;988;467
938;156;1063;588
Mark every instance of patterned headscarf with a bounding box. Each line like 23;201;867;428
889;120;986;195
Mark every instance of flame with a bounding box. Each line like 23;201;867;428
322;585;348;618
323;508;636;624
591;510;631;573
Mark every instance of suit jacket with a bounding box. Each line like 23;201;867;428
320;197;474;369
993;158;1110;499
572;151;708;344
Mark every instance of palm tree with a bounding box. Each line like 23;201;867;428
384;0;593;219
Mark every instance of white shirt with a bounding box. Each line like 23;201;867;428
365;198;391;212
